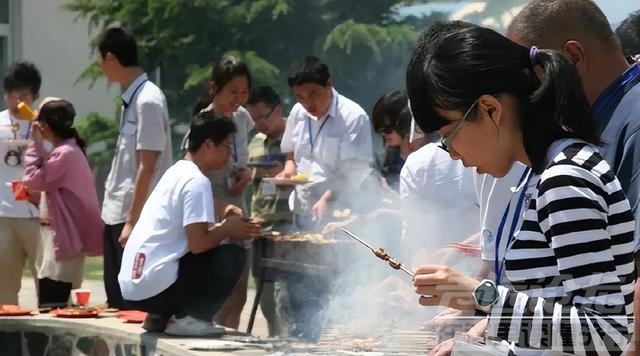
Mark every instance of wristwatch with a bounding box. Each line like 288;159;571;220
473;279;499;313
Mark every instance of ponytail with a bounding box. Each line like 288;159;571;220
521;48;602;172
71;128;87;156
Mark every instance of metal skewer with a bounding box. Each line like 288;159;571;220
340;227;414;277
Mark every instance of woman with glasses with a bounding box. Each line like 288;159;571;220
22;98;103;308
407;22;635;355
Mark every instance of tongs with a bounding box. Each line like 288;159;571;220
340;227;414;277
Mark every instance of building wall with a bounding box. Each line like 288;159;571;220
16;0;118;119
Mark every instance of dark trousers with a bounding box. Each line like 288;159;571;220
103;223;125;309
125;244;246;322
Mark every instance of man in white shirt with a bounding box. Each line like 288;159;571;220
0;62;42;304
97;27;173;309
279;56;373;229
119;113;261;336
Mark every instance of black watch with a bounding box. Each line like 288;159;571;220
473;279;499;313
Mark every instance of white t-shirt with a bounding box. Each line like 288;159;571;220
399;143;478;269
0;109;38;218
102;73;173;225
118;160;215;301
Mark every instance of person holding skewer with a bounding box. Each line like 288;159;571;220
407;22;635;355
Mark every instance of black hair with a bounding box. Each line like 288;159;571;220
36;99;87;155
3;61;41;94
372;90;412;138
211;56;252;93
406;21;601;174
507;0;617;49
287;56;331;87
616;11;640;64
97;27;139;67
246;86;281;109
187;110;237;152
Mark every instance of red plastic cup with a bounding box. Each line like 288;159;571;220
74;290;91;306
11;180;28;201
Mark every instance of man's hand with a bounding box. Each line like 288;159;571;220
118;221;134;246
223;204;243;218
220;216;261;240
312;196;329;223
276;158;296;178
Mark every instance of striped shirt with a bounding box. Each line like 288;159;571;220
487;140;635;355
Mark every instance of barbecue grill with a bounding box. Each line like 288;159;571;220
247;233;351;334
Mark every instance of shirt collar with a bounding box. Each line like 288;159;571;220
121;73;149;106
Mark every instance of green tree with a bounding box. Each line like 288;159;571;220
63;0;429;121
75;112;118;204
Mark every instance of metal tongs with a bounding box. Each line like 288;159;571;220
340;227;414;277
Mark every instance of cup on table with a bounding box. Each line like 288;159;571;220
73;289;91;306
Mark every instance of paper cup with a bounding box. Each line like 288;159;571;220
74;289;91;306
11;180;28;201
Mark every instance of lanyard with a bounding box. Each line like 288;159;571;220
592;63;640;132
306;116;330;157
494;167;532;285
120;79;148;129
8;114;31;140
232;135;238;163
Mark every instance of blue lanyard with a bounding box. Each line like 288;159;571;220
232;135;238;163
494;167;532;285
307;116;330;156
120;79;148;129
592;63;640;132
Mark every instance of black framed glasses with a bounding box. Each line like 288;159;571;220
254;105;276;122
439;100;479;153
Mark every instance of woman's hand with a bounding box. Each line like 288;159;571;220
413;265;479;310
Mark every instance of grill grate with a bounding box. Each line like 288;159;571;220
310;326;436;355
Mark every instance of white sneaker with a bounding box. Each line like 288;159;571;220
164;316;225;336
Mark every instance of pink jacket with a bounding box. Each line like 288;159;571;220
23;138;103;261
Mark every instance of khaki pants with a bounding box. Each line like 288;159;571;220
0;217;40;305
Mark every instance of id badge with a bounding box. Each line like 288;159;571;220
260;180;277;196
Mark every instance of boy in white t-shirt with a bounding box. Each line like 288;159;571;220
118;112;261;336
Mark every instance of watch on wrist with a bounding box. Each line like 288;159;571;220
473;279;499;313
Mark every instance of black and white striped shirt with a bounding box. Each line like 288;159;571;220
487;141;636;355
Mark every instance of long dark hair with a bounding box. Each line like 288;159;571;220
37;99;87;155
406;22;601;173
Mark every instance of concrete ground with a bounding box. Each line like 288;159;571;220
16;277;270;337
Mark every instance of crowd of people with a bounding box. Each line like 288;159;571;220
2;0;640;354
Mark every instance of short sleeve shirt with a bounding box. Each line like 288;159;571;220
101;73;173;225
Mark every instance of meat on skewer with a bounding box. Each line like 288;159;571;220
373;247;390;260
388;258;401;270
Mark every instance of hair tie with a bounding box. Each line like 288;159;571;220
529;46;539;67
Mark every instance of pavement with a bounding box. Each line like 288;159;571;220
16;277;270;337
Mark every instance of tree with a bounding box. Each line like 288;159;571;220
63;0;427;122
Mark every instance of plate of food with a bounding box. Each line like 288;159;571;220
51;306;100;318
263;172;311;186
0;305;34;316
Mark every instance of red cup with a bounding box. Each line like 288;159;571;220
11;180;28;201
74;290;91;306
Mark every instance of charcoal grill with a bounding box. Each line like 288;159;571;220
311;326;437;355
247;235;351;333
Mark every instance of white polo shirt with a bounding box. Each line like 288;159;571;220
118;160;215;301
281;89;373;215
101;73;173;225
475;162;530;262
0;109;38;218
399;143;478;267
